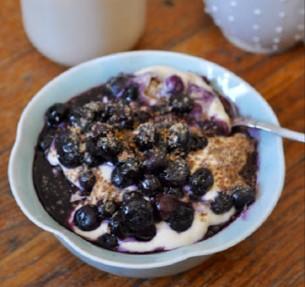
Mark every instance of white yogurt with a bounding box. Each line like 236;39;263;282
48;144;237;252
136;66;231;127
47;145;115;201
69;206;235;253
136;65;213;92
120;208;234;252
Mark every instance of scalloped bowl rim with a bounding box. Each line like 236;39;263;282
8;50;285;269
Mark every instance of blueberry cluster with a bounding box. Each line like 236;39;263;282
41;74;218;170
39;74;255;250
72;184;255;249
73;190;195;249
210;186;256;214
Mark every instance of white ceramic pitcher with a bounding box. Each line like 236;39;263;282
21;0;147;66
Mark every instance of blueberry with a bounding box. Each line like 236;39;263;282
68;106;95;128
134;122;157;151
107;101;134;129
156;194;179;221
121;198;154;232
134;225;156;241
118;158;141;176
74;205;100;231
205;225;223;239
83;151;103;168
94;104;110;122
97;233;118;250
123;190;143;202
39;130;55;152
45;103;68;127
167;123;189;151
188;134;208;151
189;168;214;196
111;158;141;188
169;93;193;114
139;174;162;196
122;84;139;102
168;202;194;232
79;171;96;194
143;149;167;173
111;167;132;188
96;135;122;161
98;102;117;122
99;85;114;100
159;159;189;187
109;212;130;239
164;75;184;94
107;75;129;95
118;116;134;129
157;194;194;232
164;186;184;198
97;200;117;218
84;140;104;167
210;193;233;214
232;186;256;210
151;200;162;222
85;129;122;164
55;132;82;168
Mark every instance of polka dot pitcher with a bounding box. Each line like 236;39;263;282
204;0;304;53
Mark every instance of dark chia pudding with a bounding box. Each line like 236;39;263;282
33;66;258;253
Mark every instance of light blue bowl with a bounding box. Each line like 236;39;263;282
8;51;285;278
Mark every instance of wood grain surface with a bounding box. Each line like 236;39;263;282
0;0;304;286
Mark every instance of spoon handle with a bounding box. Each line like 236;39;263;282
233;117;305;143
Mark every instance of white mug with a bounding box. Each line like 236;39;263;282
204;0;304;54
21;0;147;66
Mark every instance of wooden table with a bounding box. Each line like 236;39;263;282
0;1;304;286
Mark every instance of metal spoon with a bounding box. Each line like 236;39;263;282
233;117;305;143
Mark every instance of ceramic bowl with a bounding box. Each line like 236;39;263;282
8;51;285;278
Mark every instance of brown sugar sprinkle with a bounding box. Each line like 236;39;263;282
69;125;82;136
84;101;103;112
188;133;255;191
154;113;180;127
117;150;135;162
88;171;119;205
198;212;208;222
